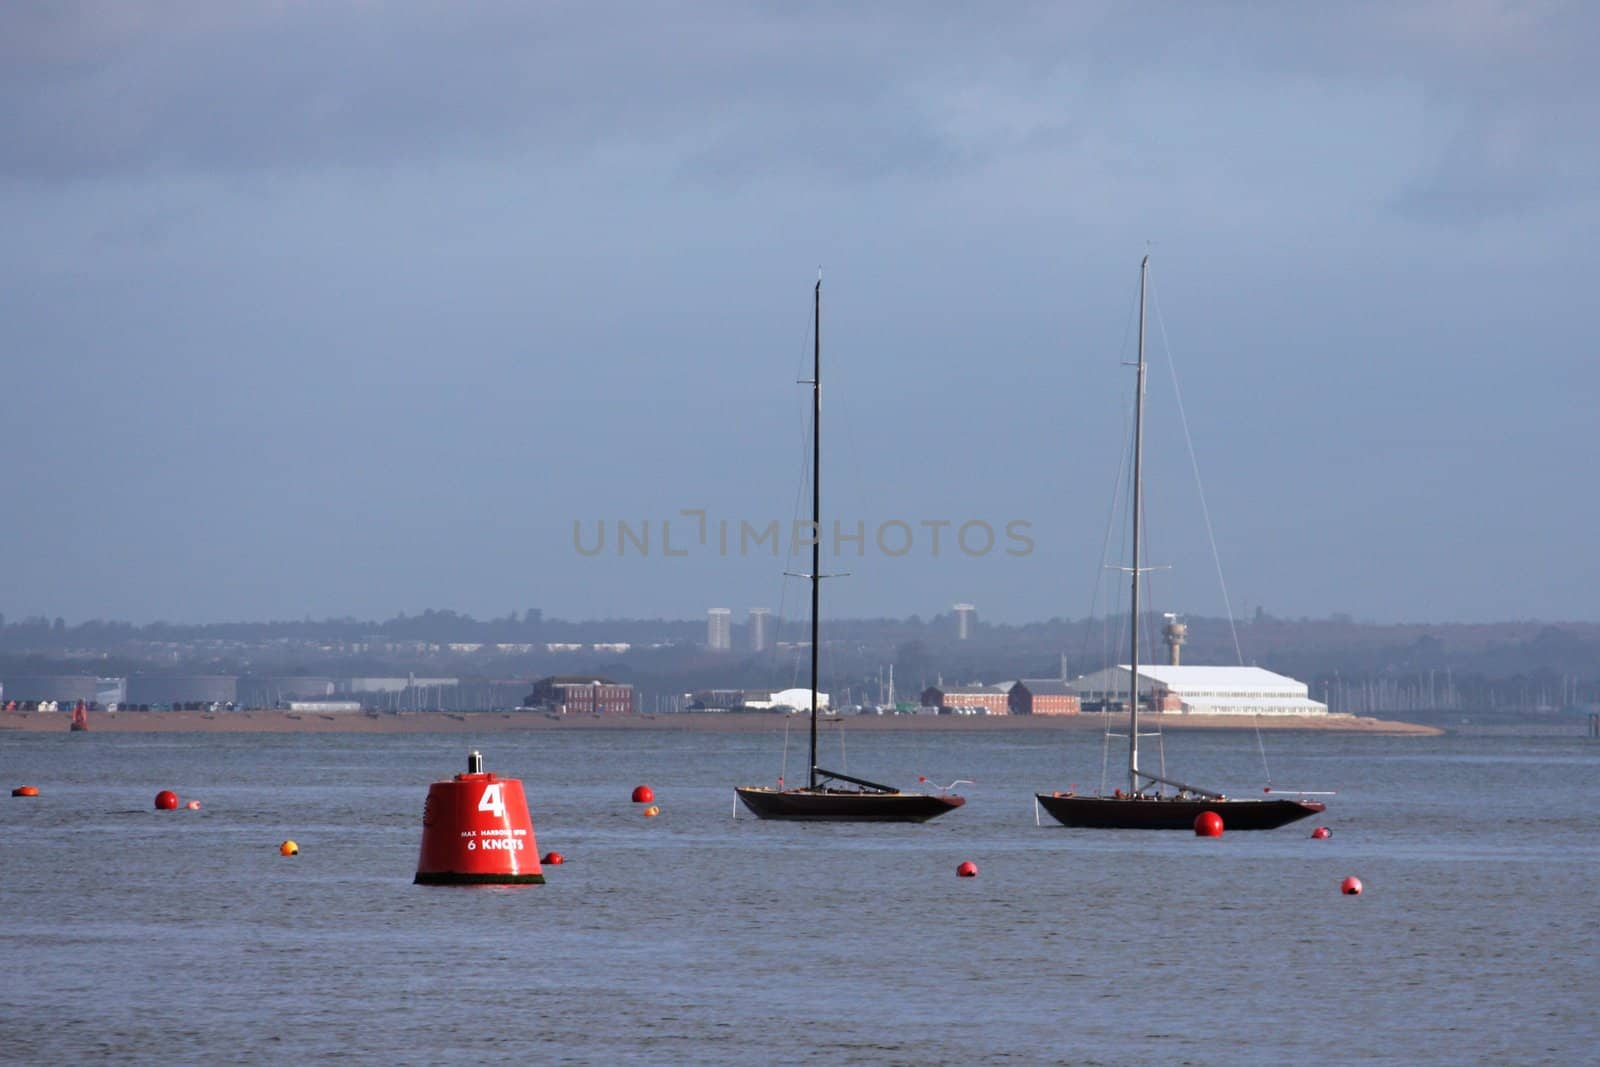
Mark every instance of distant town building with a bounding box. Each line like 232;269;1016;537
689;688;749;711
1070;665;1328;716
748;608;772;652
953;603;976;640
524;675;635;715
126;675;237;707
687;687;828;712
1008;679;1082;715
285;701;364;713
0;675;104;704
237;676;335;707
707;608;732;651
921;683;1009;716
743;687;828;712
336;677;458;694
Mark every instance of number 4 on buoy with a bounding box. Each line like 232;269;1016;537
477;782;506;819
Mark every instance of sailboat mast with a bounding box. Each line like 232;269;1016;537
1128;255;1149;795
809;276;822;791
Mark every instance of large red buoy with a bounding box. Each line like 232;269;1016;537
1311;826;1331;840
155;790;179;810
1193;810;1224;837
1341;876;1363;896
956;860;978;878
415;750;544;885
631;784;655;804
542;851;565;866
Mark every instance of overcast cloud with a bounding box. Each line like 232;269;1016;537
2;2;1596;625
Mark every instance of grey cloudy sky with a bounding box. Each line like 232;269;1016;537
2;2;1596;625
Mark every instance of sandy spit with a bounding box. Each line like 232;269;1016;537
0;710;1443;736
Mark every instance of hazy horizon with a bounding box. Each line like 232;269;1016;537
4;5;1597;627
7;605;1598;632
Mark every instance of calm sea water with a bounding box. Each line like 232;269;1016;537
1;723;1593;1065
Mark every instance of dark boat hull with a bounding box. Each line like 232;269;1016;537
736;786;965;822
1034;792;1323;830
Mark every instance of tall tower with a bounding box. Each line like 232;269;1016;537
748;608;771;652
953;603;976;641
707;608;732;652
1162;612;1187;666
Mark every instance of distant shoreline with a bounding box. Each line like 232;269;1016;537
0;709;1444;736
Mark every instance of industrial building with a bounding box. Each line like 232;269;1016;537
688;687;828;712
1069;665;1328;716
523;676;635;715
1008;679;1081;715
745;687;827;712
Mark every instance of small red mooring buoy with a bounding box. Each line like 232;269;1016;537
956;861;978;878
155;790;179;810
1311;826;1331;839
415;750;544;886
12;785;39;797
542;851;565;865
631;784;655;804
1193;811;1224;837
1341;876;1363;896
279;840;299;856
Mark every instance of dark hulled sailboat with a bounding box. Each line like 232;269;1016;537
735;278;965;823
1034;257;1324;832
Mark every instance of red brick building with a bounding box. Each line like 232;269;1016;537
921;684;1011;716
524;676;635;715
1008;679;1081;715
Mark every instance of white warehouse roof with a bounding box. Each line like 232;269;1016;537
743;687;830;711
1071;665;1326;715
1134;665;1308;697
